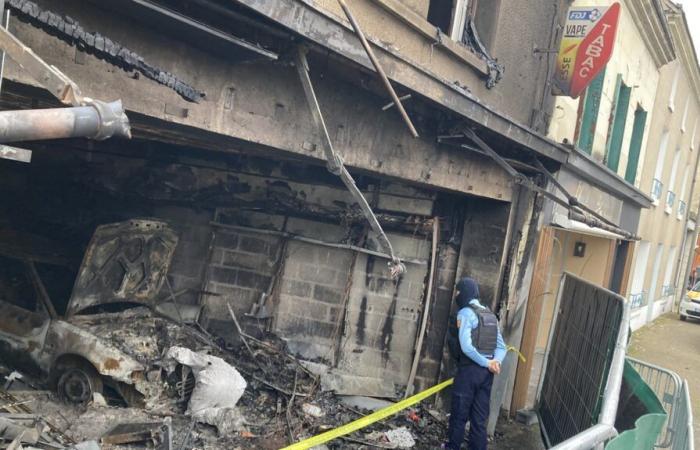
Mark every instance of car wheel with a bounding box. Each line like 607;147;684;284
57;365;103;405
680;314;687;322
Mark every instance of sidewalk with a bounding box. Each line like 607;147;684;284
628;313;700;447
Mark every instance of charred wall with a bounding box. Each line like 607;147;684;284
0;137;514;397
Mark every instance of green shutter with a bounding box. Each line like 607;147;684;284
577;69;606;154
624;108;648;184
607;79;632;172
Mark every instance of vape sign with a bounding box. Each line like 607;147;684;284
554;3;620;98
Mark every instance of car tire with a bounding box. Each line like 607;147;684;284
680;314;687;322
56;362;103;405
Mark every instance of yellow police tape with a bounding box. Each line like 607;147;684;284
280;378;455;450
507;345;527;363
280;346;525;450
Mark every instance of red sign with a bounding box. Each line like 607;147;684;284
569;3;620;98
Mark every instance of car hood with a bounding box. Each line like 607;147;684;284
686;290;700;301
66;219;178;316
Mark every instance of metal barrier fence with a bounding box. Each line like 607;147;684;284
627;357;694;450
628;357;682;448
537;273;625;446
672;380;694;450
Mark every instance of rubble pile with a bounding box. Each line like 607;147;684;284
0;306;450;449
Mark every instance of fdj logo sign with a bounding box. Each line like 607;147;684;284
568;9;602;21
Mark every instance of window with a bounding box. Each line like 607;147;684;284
576;69;606;154
681;98;690;133
629;241;650;309
427;0;500;51
648;243;664;304
605;75;631;172
669;65;680;112
678;165;690;219
427;0;456;34
661;246;677;297
666;147;681;214
625;106;647;184
651;131;669;202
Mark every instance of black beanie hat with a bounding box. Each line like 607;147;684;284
456;277;479;309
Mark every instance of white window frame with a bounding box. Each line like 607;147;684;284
449;0;470;41
661;246;676;298
648;243;664;303
681;98;690;133
691;118;698;150
678;165;690;220
669;65;680;112
666;147;681;214
651;131;669;204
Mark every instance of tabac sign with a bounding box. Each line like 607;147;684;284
554;3;621;98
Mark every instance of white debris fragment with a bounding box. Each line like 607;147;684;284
91;392;107;407
384;427;415;448
301;403;324;418
70;441;101;450
164;346;247;433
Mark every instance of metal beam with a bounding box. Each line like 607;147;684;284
294;46;404;276
231;0;569;163
463;128;640;240
0;24;82;105
338;0;418;138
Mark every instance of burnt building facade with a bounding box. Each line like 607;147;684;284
0;0;651;427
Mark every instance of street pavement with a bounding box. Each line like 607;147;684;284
628;313;700;447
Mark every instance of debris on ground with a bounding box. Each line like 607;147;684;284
301;403;324;418
164;346;246;435
384;426;416;448
0;305;462;449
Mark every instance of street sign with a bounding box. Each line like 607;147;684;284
554;3;621;98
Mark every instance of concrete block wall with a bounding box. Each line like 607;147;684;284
202;222;283;340
337;231;431;391
274;238;354;361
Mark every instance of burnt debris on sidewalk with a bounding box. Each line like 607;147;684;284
0;219;453;449
0;301;451;449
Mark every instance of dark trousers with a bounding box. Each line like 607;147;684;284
446;364;494;450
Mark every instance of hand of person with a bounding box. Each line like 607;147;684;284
487;360;501;375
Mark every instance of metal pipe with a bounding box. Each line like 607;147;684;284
0;100;131;143
337;0;419;138
549;424;618;450
210;221;427;266
568;209;640;241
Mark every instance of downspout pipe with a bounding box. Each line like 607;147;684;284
0;99;131;143
549;298;631;450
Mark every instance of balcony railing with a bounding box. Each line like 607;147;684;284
651;178;663;202
661;284;676;297
665;191;675;214
630;291;647;309
678;200;687;219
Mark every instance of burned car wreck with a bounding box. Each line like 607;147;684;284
0;219;182;406
0;218;459;449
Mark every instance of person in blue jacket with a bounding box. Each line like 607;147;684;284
444;277;506;450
